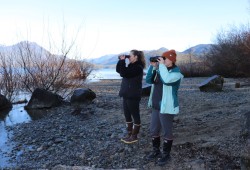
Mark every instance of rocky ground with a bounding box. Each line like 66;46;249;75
4;78;250;169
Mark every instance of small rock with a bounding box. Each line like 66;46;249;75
37;146;43;152
54;138;66;143
111;133;115;138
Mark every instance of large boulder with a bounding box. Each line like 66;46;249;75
26;109;49;120
198;75;224;92
0;94;12;111
0;107;12;120
70;88;96;104
25;88;63;110
142;84;152;97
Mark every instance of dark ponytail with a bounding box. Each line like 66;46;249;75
130;49;146;69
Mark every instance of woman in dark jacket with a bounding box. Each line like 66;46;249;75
116;49;146;144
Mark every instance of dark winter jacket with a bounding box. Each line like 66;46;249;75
116;60;143;99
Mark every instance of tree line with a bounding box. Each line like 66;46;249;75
179;24;250;78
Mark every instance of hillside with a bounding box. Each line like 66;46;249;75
0;41;51;58
0;41;90;67
182;44;213;54
89;44;213;68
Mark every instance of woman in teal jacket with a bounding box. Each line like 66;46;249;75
145;49;183;166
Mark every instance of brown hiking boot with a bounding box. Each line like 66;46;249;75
122;124;140;144
121;122;133;142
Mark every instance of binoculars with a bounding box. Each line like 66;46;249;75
149;56;165;62
118;55;130;59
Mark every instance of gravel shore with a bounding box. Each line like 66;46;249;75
4;78;250;169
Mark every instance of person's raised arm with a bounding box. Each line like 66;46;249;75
119;63;143;78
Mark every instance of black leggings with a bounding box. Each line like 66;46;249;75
123;98;141;124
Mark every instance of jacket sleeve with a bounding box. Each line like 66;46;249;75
146;65;156;84
119;62;143;78
158;64;183;84
116;60;124;73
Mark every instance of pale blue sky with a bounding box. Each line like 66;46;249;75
0;0;249;58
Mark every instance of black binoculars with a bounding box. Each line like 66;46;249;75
149;56;165;62
118;55;130;59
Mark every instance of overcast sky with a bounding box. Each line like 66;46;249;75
0;0;249;58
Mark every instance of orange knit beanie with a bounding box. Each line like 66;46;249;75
162;49;177;63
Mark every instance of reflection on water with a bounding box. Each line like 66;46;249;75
0;121;14;168
0;104;49;125
0;103;31;168
0;92;37;125
0;108;11;121
3;104;31;126
0;92;48;168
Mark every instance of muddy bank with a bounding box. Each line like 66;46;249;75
3;78;250;169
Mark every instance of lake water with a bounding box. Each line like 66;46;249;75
87;68;148;82
0;93;31;168
0;105;29;168
87;68;121;81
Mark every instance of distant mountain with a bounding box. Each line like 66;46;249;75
0;41;87;64
0;41;52;62
89;44;212;67
0;42;213;68
181;44;213;54
89;47;169;66
88;54;119;65
88;54;116;64
0;41;49;54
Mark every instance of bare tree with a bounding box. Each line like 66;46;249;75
205;24;250;77
0;51;21;101
187;48;195;77
14;41;93;98
178;48;210;77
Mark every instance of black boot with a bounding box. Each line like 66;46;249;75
157;140;172;166
122;124;140;144
121;122;133;142
146;136;161;160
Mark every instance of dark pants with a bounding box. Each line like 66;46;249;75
123;98;141;124
150;108;174;140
